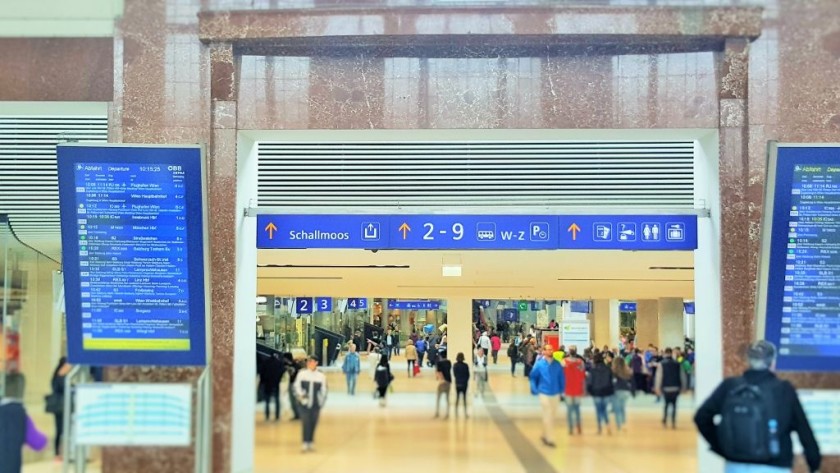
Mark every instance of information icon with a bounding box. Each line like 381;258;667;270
618;222;637;242
593;223;612;242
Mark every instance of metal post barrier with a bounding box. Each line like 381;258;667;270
194;368;212;473
0;233;10;398
62;365;84;473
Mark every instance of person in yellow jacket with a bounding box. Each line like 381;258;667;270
553;345;566;364
405;339;418;377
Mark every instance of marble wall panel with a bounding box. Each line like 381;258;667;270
0;38;113;101
237;51;722;130
104;0;217;471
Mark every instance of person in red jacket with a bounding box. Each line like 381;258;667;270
563;346;587;435
490;332;502;364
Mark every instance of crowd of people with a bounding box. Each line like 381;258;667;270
253;324;821;473
0;333;818;473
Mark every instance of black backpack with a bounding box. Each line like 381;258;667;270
717;378;780;463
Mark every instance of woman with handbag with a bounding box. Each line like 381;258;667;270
48;357;71;461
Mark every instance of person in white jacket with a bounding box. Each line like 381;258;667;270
293;355;328;453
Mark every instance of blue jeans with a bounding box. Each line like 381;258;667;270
346;373;358;395
565;396;582;432
612;391;630;429
593;396;611;430
725;463;790;473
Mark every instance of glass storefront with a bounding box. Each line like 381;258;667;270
0;216;62;404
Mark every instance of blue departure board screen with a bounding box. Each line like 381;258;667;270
759;144;840;371
57;145;208;366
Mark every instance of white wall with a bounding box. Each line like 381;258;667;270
232;134;258;473
694;131;724;473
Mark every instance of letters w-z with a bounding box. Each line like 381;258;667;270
500;231;525;241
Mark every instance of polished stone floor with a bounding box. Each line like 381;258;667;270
24;353;698;473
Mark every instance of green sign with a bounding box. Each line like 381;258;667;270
518;301;528;311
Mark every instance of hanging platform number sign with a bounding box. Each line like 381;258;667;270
347;298;368;310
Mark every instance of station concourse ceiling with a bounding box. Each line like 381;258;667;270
256;249;695;301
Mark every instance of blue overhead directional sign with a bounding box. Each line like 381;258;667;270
57;144;209;367
257;214;697;250
619;302;637;312
388;300;441;310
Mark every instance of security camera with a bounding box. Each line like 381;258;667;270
371;249;379;253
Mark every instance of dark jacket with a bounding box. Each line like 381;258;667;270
50;374;66;414
613;371;633;391
374;364;393;388
587;364;615;397
0;402;26;473
693;369;821;472
655;356;685;394
453;361;470;388
261;356;285;393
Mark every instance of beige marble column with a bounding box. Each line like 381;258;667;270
635;300;659;348
445;297;473;381
657;298;684;350
591;300;611;348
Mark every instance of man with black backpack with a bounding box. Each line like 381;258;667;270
693;340;821;473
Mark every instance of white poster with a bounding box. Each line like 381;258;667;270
534;309;548;328
75;383;192;446
561;320;590;348
795;390;840;455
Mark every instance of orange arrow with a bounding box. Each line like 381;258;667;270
264;222;278;239
398;222;411;240
567;222;581;241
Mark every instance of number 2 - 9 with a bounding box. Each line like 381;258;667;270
319;299;328;310
299;299;308;311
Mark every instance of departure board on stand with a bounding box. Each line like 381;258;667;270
757;143;840;371
57;145;209;366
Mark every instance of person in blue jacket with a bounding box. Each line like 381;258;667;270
529;344;566;448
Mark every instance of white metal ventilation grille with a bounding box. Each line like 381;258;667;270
0;116;108;262
257;141;695;208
